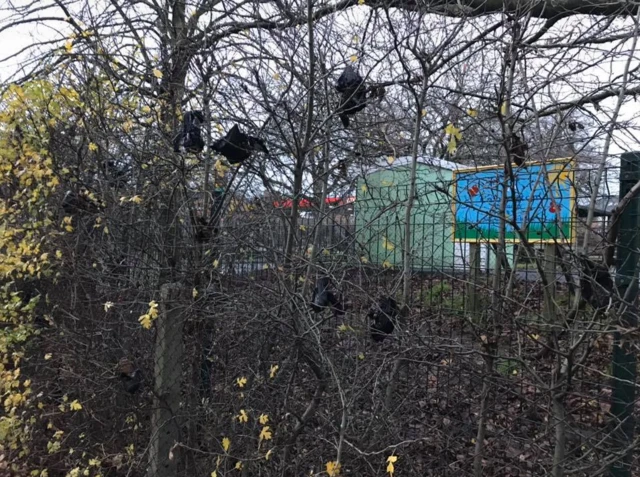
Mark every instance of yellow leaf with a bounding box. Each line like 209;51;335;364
353;35;359;43
259;414;269;425
358;0;365;4
104;302;114;312
222;437;231;452
386;455;398;475
70;400;82;411
211;472;217;477
421;108;427;117
130;195;143;204
322;248;330;256
237;409;249;423
259;425;272;443
265;449;273;460
269;364;279;379
382;236;395;251
338;323;349;332
530;333;540;340
192;288;198;299
263;263;269;269
350;55;357;63
64;40;73;53
382;260;392;269
273;73;281;80
236;376;247;388
44;353;52;360
358;352;365;360
444;123;462;140
326;461;341;476
88;143;98;152
235;461;243;470
299;224;307;231
360;256;369;263
500;101;508;116
138;314;152;329
467;108;478;117
152;68;163;79
360;183;368;193
214;159;229;177
386;156;395;165
213;259;220;268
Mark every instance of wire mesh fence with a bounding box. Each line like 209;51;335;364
28;159;637;477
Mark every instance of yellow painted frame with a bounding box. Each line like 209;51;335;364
450;157;577;244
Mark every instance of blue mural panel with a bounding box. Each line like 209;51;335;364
452;159;575;243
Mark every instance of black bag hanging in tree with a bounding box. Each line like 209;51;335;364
211;124;269;164
336;65;368;128
173;110;205;154
309;277;345;317
368;296;398;343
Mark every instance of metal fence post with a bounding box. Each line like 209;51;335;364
148;283;187;477
466;242;481;316
608;151;640;477
542;243;557;323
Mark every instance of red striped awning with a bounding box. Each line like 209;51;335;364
273;196;355;209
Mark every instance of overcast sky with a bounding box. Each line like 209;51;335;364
0;0;637;163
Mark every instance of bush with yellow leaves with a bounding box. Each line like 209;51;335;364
0;80;93;476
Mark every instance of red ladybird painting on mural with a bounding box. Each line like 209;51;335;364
469;185;479;197
549;203;560;213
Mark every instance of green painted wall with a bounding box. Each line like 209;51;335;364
355;163;514;271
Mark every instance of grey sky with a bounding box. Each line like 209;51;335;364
0;0;637;163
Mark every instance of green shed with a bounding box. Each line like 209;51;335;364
355;156;513;272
